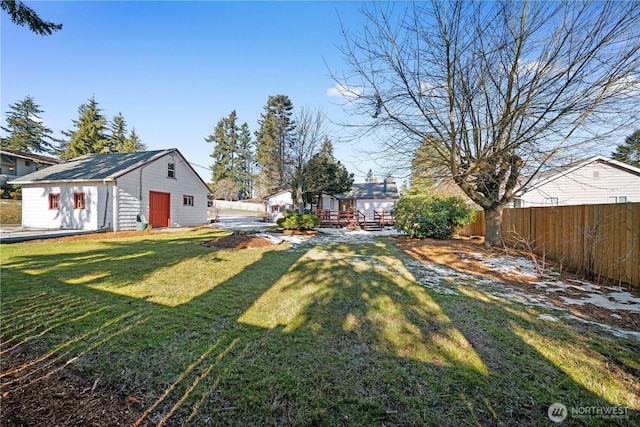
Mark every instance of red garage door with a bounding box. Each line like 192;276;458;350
149;191;170;228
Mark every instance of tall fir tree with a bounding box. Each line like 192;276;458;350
1;95;57;153
59;96;108;160
206;111;255;199
108;112;127;153
236;122;256;199
611;130;640;168
255;95;294;193
207;110;240;183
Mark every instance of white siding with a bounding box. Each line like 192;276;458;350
355;199;396;221
319;194;338;210
116;153;209;230
264;190;294;221
21;183;104;230
521;161;640;207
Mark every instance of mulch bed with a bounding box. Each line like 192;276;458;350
394;236;640;332
201;234;278;249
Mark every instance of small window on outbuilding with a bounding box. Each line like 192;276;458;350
543;197;558;206
183;195;194;206
49;193;60;210
168;163;176;178
608;196;628;203
74;193;86;209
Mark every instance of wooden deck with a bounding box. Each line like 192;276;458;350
314;209;394;229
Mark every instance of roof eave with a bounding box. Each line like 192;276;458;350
9;178;115;185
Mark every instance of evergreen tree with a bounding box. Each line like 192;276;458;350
301;138;354;204
206;111;256;199
611;130;640;168
1;95;57;153
123;128;146;153
59;96;108;160
108;113;127;153
1;0;62;36
207;110;240;183
255;95;294;193
408;135;446;195
365;169;377;183
236;122;255;199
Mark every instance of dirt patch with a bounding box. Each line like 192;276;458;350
202;234;278;249
0;341;151;427
395;236;640;332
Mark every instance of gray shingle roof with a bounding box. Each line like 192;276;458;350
10;149;175;184
339;182;400;200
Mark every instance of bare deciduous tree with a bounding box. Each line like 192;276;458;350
288;106;328;213
334;0;640;245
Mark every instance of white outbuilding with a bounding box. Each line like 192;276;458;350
10;149;211;231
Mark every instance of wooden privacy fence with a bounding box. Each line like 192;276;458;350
457;203;640;289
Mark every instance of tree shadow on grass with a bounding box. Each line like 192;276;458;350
394;239;640;426
1;234;639;426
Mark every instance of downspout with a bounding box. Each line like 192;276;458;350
101;178;111;230
113;180;119;232
101;185;109;229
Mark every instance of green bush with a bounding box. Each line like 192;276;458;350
392;195;476;239
277;213;320;230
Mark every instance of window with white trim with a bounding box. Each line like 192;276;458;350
168;162;176;178
543;197;558;206
183;195;194;206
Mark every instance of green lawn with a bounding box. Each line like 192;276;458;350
1;228;638;426
0;199;21;225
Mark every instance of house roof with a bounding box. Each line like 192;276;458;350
521;155;640;194
9;149;210;192
338;182;400;200
0;147;60;165
263;188;293;200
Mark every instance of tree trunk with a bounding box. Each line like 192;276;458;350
484;206;504;247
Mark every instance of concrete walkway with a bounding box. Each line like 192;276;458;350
0;225;99;244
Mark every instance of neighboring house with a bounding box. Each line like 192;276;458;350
263;188;296;220
0;147;60;186
9;149;211;231
335;181;400;221
512;155;640;207
263;181;400;226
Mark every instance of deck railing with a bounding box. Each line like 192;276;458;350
373;210;394;226
314;209;365;226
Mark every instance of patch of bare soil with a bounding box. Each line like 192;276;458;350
395;236;640;332
0;341;151;427
201;234;278;249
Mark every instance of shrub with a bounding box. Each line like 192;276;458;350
277;213;319;230
393;195;476;239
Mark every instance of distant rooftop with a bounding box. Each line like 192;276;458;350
339;181;400;200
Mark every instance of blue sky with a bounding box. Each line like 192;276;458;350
1;1;388;183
